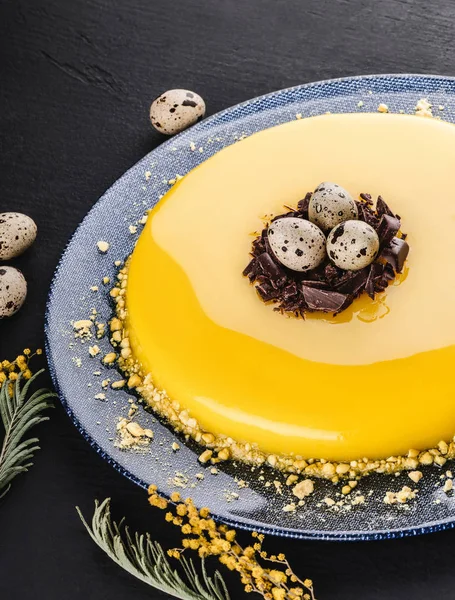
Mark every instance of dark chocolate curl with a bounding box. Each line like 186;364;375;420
376;195;395;218
297;193;311;218
243;258;256;277
376;214;401;248
357;202;379;228
257;252;287;285
333;267;369;296
380;237;409;273
365;263;384;299
301;285;349;313
256;282;280;301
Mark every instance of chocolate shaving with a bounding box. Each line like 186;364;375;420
297;193;311;218
365;263;384;299
357;202;380;229
333;267;369;296
257;253;287;286
243;191;408;317
376;214;401;248
301;286;349;313
380;237;409;273
376;195;396;218
359;192;373;205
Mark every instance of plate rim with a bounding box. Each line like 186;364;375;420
45;72;455;541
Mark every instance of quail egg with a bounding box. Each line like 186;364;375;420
267;217;326;272
309;182;358;232
0;266;27;318
0;212;37;260
327;220;379;271
150;89;206;135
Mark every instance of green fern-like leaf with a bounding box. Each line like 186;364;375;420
0;370;55;499
77;499;231;600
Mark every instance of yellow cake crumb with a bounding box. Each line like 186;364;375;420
408;470;423;484
97;241;110;253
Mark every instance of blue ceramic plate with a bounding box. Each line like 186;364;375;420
46;74;455;540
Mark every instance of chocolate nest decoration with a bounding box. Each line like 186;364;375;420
243;193;410;316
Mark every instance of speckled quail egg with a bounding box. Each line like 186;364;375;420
0;212;37;260
309;182;358;232
150;89;206;135
327;220;380;271
267;217;326;272
0;266;27;318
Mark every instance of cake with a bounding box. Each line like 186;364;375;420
116;112;455;476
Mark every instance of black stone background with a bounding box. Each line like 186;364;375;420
1;0;455;598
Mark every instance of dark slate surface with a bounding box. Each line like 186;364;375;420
1;0;455;598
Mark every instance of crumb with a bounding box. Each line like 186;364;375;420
323;497;336;507
171;472;189;488
292;479;314;500
357;100;364;108
73;319;93;339
273;480;283;495
286;474;299;486
72;357;82;368
199;449;213;463
97;241;110;253
88;345;100;357
439;105;445;111
111;379;126;389
351;495;365;506
377;103;389;113
443;479;453;493
384;486;417;505
189;142;196;151
90;286;99;292
168;174;183;185
408;470;423;484
415;98;433;117
139;214;148;225
172;442;180;451
129;225;137;234
295;113;302;120
114;260;122;267
210;467;218;475
199;147;204;153
126;421;145;437
103;352;117;365
283;502;297;512
145;170;152;180
94;393;106;401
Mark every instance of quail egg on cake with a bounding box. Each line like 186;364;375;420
309;182;358;232
327;220;379;271
0;212;37;260
0;266;27;317
150;89;206;135
267;217;326;272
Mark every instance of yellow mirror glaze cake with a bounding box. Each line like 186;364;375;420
120;112;455;472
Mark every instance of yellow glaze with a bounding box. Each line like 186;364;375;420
127;113;455;461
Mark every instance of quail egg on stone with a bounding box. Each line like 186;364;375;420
0;212;37;260
0;266;27;318
309;182;358;232
150;89;206;135
267;217;326;272
327;220;380;271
